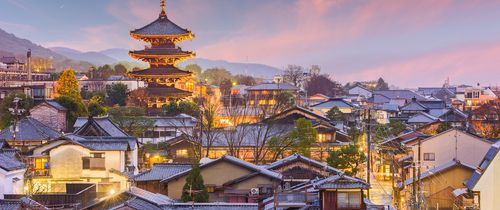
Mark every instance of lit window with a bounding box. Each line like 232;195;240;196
249;100;254;105
268;100;276;105
259;100;266;105
176;149;188;157
208;150;227;159
35;158;49;169
207;185;215;193
318;134;326;142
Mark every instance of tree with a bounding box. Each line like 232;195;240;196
305;74;342;97
327;144;366;176
162;100;200;117
0;93;34;129
437;122;452;134
108;106;154;137
347;126;361;143
106;83;128;106
326;107;345;122
55;95;87;130
181;163;209;202
88;95;106;117
219;78;233;96
268;118;318;160
375;77;389;91
55;67;81;100
200;68;232;85
388;120;406;136
283;65;305;87
114;64;128;76
233;74;257;86
184;64;202;81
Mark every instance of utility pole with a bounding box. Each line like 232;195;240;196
417;138;422;210
367;108;372;199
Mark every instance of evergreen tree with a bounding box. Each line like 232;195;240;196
56;67;82;100
0;93;34;129
327;144;366;176
288;118;318;157
106;83;128;106
326;106;346;122
181;163;209;202
375;77;389;90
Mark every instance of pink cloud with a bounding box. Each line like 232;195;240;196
340;42;500;87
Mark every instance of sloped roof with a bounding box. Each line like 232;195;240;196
58;135;137;151
74;116;129;137
131;13;190;36
400;101;428;111
266;153;343;174
312;175;369;189
407;112;439;124
161;155;282;183
149;114;198;127
402;160;475;187
311;98;355;109
128;66;191;77
43;100;67;111
0;117;62;141
0;198;47;210
373;90;427;100
246;83;299;91
0;152;25;172
465;141;500;189
133;163;191;181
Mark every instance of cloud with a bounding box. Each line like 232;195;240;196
340;42;500;87
0;21;37;33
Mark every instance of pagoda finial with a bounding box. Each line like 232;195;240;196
159;0;166;17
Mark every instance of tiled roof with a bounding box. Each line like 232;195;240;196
246;83;299;91
311;98;355;109
466;141;500;189
140;85;192;97
163;203;258;210
44;100;67;111
149;114;198;127
202;123;294;147
312;175;369;189
74;116;129;137
129;186;175;205
131;15;191;36
129;66;192;77
0;152;25;172
407;112;439;124
0;199;22;210
125;197;163;210
162;155;282;183
0;117;62;141
133;164;191;181
266;153;343;174
373;90;427;101
402;160;475;187
400;101;428;111
63;135;137;151
0;56;22;64
418;87;457;95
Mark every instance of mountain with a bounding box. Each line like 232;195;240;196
97;48;281;78
50;47;118;66
0;28;93;71
180;58;281;79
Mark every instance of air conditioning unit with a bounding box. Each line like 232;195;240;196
250;188;259;195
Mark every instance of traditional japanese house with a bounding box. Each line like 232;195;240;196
127;0;195;110
0;117;62;150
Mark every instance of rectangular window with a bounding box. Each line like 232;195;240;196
258;99;266;105
337;192;361;209
91;152;105;158
176;149;188;158
317;134;326;142
206;185;215;193
35;158;49;169
423;153;435;161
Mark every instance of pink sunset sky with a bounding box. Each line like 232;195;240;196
1;0;500;87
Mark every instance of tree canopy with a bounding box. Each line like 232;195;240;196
305;74;343;97
55;67;81;100
162;100;200;117
106;83;128;106
181;163;209;202
108;106;154;137
283;65;305;87
0;93;34;129
375;77;389;90
200;68;232;85
184;64;202;81
327;144;366;176
326;107;346;122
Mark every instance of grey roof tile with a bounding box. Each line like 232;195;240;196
133;164;191;181
0;117;62;141
246;83;299;91
74;116;129;137
0;153;25;171
131;16;190;36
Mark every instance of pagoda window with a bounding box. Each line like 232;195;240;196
259;100;267;105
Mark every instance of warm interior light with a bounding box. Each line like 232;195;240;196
109;189;116;195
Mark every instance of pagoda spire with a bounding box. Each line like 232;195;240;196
160;0;166;17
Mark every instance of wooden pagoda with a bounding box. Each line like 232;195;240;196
128;0;195;109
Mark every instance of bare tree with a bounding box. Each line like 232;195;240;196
283;65;305;87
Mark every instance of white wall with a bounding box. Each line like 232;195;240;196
412;129;491;170
0;168;26;199
473;149;500;210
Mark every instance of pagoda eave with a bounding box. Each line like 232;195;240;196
130;32;194;43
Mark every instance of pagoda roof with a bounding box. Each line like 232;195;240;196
129;48;193;57
142;85;192;98
130;15;192;39
128;66;192;77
